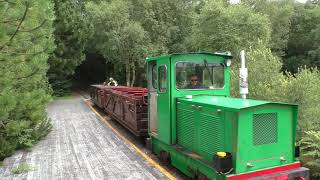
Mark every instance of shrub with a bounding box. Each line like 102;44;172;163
11;163;34;174
287;68;320;132
299;131;320;179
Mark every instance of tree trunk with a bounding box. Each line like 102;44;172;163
126;63;131;86
131;64;136;87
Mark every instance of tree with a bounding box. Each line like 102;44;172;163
283;2;320;73
86;0;151;86
129;0;193;54
189;0;271;55
242;0;295;56
48;0;91;96
0;0;55;159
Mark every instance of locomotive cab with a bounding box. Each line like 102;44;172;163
146;52;309;180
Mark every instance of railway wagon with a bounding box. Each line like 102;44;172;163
90;85;148;136
145;52;309;179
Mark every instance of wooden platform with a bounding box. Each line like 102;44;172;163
0;97;166;180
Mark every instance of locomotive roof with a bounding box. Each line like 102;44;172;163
145;51;233;62
178;95;296;111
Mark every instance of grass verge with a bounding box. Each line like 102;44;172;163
11;163;33;174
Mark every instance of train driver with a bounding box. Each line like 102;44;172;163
184;74;205;89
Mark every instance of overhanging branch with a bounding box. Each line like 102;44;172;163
1;19;19;23
0;1;29;51
20;20;47;32
15;68;40;80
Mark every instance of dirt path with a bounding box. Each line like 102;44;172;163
0;96;166;180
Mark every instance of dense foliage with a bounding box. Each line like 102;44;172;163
48;0;91;96
300;131;320;177
0;0;55;159
284;2;320;73
86;0;151;86
190;1;271;54
243;0;294;56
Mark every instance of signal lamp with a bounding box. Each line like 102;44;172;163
225;59;232;67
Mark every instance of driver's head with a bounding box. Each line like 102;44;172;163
189;74;198;86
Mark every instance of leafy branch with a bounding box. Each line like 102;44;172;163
0;0;16;4
20;20;47;32
1;19;20;23
15;68;40;80
0;1;29;51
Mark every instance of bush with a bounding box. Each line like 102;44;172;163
299;131;320;179
287;68;320;132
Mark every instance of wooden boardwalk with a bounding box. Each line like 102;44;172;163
0;97;167;180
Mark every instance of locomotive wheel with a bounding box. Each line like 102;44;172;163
197;174;210;180
159;150;171;165
193;171;210;180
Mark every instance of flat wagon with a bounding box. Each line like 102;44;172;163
90;85;148;137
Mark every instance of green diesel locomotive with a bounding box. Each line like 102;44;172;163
146;52;309;180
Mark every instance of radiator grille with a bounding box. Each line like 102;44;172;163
177;107;195;151
253;113;278;145
198;113;224;155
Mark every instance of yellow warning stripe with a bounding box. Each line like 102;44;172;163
84;100;177;180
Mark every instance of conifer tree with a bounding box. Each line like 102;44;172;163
0;0;55;159
48;0;91;96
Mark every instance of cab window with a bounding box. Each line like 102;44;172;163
152;64;157;89
158;65;167;92
175;61;224;90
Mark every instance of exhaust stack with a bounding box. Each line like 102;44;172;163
239;50;248;99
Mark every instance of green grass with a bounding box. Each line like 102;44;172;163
0;161;3;167
11;163;33;174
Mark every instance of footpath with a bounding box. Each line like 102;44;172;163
0;97;166;180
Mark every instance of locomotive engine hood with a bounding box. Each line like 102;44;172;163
176;95;298;174
177;95;272;111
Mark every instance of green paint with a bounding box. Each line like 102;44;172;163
178;96;269;110
146;52;300;179
156;56;171;144
235;104;296;173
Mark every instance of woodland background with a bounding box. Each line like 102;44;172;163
0;0;320;177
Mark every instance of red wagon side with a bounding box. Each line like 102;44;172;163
90;85;148;137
